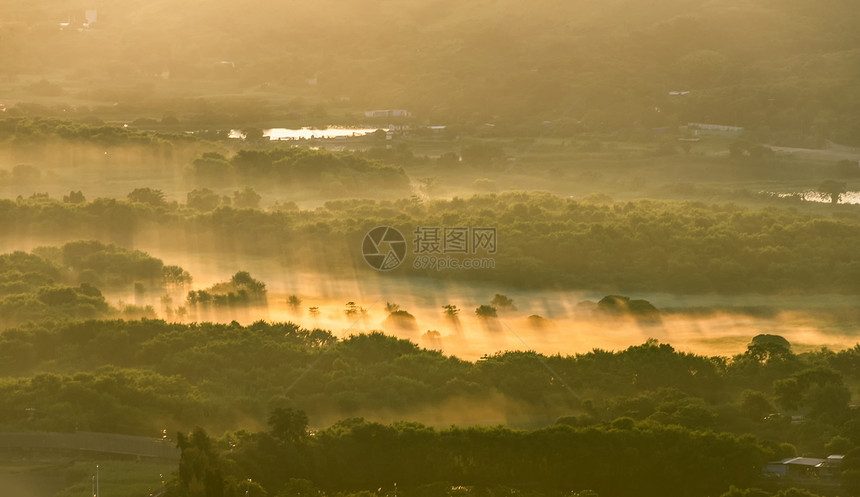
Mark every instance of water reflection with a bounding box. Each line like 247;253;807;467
765;190;860;204
228;127;384;140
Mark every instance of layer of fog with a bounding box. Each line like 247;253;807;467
767;190;860;205
1;230;857;360
119;247;860;360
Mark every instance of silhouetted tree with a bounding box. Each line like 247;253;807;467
187;188;221;211
174;427;225;497
232;186;262;209
127;187;167;207
490;293;515;310
747;334;792;363
63;190;86;204
288;295;302;310
818;180;848;204
475;305;497;318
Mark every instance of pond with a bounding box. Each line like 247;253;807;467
228;127;384;140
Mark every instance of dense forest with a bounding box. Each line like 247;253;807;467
1;320;860;453
167;417;771;497
2;192;860;293
3;318;860;496
0;241;191;326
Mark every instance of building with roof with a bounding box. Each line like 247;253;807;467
763;455;844;479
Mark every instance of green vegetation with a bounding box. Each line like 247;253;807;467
1;112;856;211
53;240;180;288
2;316;855;497
596;295;661;323
475;305;498;318
0;117;196;149
3;193;860;293
191;148;410;196
186;271;267;307
0;242;189;327
2;320;860;459
166;416;770;497
3;1;860;496
0;117;204;168
382;303;419;332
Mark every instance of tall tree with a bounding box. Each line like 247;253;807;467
174;428;225;497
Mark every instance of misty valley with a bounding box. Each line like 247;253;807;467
3;1;860;497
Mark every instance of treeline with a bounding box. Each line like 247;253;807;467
2;192;860;294
0;117;209;168
165;415;771;497
4;240;190;290
0;117;195;148
4;320;860;460
190;148;410;195
0;242;189;326
0;320;336;434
